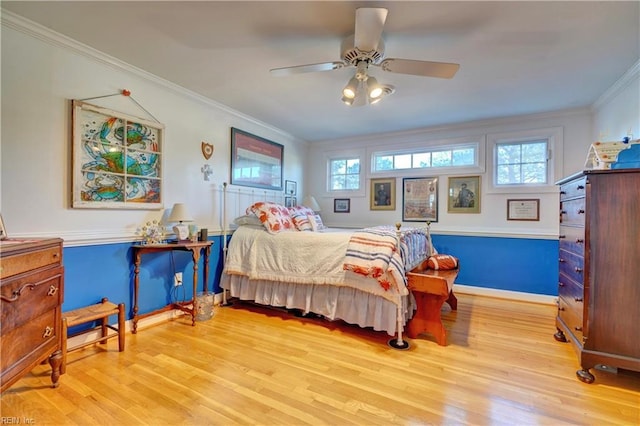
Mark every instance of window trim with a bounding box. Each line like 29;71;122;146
487;127;563;194
323;149;366;197
370;136;486;176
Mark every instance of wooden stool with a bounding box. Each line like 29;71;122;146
406;268;458;346
61;297;125;374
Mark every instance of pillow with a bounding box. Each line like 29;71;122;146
308;214;326;232
289;210;313;231
233;214;263;227
247;202;295;234
426;254;459;270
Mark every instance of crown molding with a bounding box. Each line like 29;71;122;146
0;9;299;143
592;59;640;111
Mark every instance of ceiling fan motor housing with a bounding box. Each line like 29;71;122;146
341;35;386;67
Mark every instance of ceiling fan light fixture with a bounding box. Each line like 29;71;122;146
366;76;383;98
369;84;395;105
342;76;359;99
341;95;354;105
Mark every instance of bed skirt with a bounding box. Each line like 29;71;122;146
221;273;416;336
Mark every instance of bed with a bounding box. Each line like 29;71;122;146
219;199;445;348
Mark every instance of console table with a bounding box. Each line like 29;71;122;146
132;241;213;333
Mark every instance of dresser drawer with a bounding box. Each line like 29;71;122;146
559;177;586;201
558;275;585;317
557;298;584;344
0;309;59;373
1;266;63;331
1;245;62;279
559;226;585;257
560;198;586;227
559;249;585;285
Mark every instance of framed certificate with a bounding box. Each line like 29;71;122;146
507;199;540;221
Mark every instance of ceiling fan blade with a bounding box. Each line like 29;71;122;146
270;61;346;76
354;8;388;52
379;58;460;79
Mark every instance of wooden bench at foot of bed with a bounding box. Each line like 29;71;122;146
406;265;458;346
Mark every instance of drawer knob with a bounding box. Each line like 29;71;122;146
43;326;53;338
577;185;584;190
575;267;583;273
559;235;566;239
559;258;565;263
559;282;565;287
47;285;58;296
560;210;567;215
576;238;584;244
53;253;59;258
575;326;583;332
558;307;565;311
574;297;583;302
560;191;566;195
578;209;585;214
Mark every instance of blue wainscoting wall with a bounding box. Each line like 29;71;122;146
432;234;559;295
62;236;225;319
62;234;558;322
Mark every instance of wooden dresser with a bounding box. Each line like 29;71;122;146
1;238;64;392
554;169;640;383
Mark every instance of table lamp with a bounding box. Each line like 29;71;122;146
302;195;321;212
168;203;193;242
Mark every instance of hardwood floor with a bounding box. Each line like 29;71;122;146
2;293;639;425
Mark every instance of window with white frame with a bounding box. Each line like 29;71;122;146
495;139;548;185
372;143;479;173
329;157;361;191
488;127;562;192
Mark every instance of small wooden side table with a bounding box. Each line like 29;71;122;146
131;241;212;333
405;268;458;346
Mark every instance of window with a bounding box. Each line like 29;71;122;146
329;157;360;191
372;143;478;173
488;127;562;193
495;140;548;185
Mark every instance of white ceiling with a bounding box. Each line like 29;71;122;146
3;1;639;142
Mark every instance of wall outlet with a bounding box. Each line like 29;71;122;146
174;272;183;287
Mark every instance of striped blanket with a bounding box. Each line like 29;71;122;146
343;226;408;292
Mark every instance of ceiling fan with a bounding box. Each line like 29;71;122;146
270;8;460;106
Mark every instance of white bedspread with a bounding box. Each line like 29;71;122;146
223;226;409;304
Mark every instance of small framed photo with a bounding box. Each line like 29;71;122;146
448;176;481;214
370;178;396;211
0;214;6;240
507;199;540;221
284;196;296;208
334;198;350;213
402;177;438;222
285;180;297;196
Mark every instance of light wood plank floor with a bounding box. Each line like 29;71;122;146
2;293;639;425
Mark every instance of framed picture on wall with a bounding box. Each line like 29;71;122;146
285;180;297;196
334;198;350;213
402;177;438;222
448;176;481;213
370;178;396;210
507;199;540;221
71;100;164;209
284;196;296;208
231;127;283;191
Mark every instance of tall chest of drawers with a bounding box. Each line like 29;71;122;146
554;169;640;383
1;238;64;392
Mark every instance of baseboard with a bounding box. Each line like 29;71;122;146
454;284;557;305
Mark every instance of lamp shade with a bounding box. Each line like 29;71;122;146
167;203;193;223
302;196;321;212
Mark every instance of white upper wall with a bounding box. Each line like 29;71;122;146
307;60;639;237
1;15;638;244
0;19;308;243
